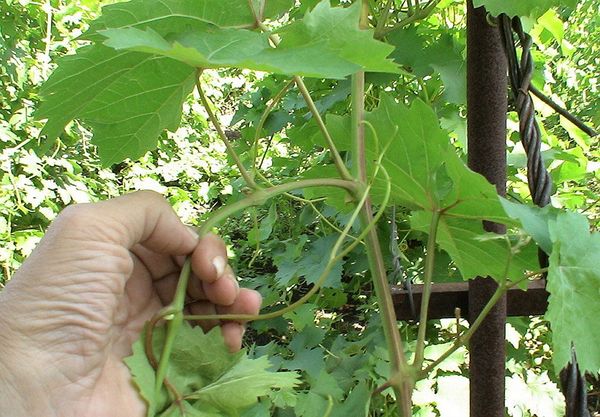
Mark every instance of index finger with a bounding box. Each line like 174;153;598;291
190;233;228;284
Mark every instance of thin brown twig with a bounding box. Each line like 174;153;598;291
376;0;441;39
144;315;184;404
196;71;259;189
529;85;597;137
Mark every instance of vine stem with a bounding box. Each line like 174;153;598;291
374;0;394;36
375;0;441;39
254;167;363;242
529;85;597;137
413;209;441;369
417;262;548;377
350;9;412;411
253;18;353;182
352;72;367;182
187;163;393;323
293;77;354;182
149;178;358;398
195;71;259;189
419;280;507;377
154;258;191;397
251;79;295;179
198;178;358;235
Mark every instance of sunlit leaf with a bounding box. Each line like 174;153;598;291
546;212;600;375
187;356;300;413
37;45;196;165
98;0;398;79
411;211;539;282
125;323;299;416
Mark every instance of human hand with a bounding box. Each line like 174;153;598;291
0;191;261;417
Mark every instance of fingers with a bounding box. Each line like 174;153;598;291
221;323;246;353
186;301;219;332
190;234;227;283
159;232;262;352
131;244;180;281
216;288;262;317
189;234;239;305
187;289;262;352
218;289;262;352
52;190;198;255
201;265;239;306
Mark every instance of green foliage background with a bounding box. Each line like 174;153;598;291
1;0;598;415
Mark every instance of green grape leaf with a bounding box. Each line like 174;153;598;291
308;369;344;400
158;401;221;417
284;347;326;378
295;392;329;417
388;30;466;104
325;95;510;222
301;165;350;212
305;95;532;282
275;234;344;288
329;381;371;417
283;303;316;331
473;0;577;19
125;322;300;417
99;27;270;69
272;0;398;77
428;35;466;105
39;0;263;164
387;27;430;76
500;199;559;253
411;211;539;282
538;9;564;44
125;326;169;415
36;46;146;140
241;401;273;417
257;0;295;20
37;45;196;165
38;0;396;163
98;0;398;79
164;325;244;389
186;356;300;413
546;212;600;375
248;203;278;245
84;0;259;41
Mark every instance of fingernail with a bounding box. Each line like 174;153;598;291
212;256;226;279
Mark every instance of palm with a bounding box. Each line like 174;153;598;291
0;193;260;417
8;243;174;417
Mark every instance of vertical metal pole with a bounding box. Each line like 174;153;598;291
467;2;507;417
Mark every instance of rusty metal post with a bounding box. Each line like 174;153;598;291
467;2;508;417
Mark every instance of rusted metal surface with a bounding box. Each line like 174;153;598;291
392;280;548;320
467;2;508;416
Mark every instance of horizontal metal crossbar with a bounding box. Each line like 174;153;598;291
392;280;548;320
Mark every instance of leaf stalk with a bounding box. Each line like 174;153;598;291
413;209;441;369
196;71;259;189
197;178;358;235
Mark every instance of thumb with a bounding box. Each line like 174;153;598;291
48;190;198;255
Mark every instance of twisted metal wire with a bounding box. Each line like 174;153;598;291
499;15;590;417
500;15;552;208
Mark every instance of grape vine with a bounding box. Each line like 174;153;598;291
30;0;600;416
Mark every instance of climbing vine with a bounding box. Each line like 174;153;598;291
2;0;599;416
